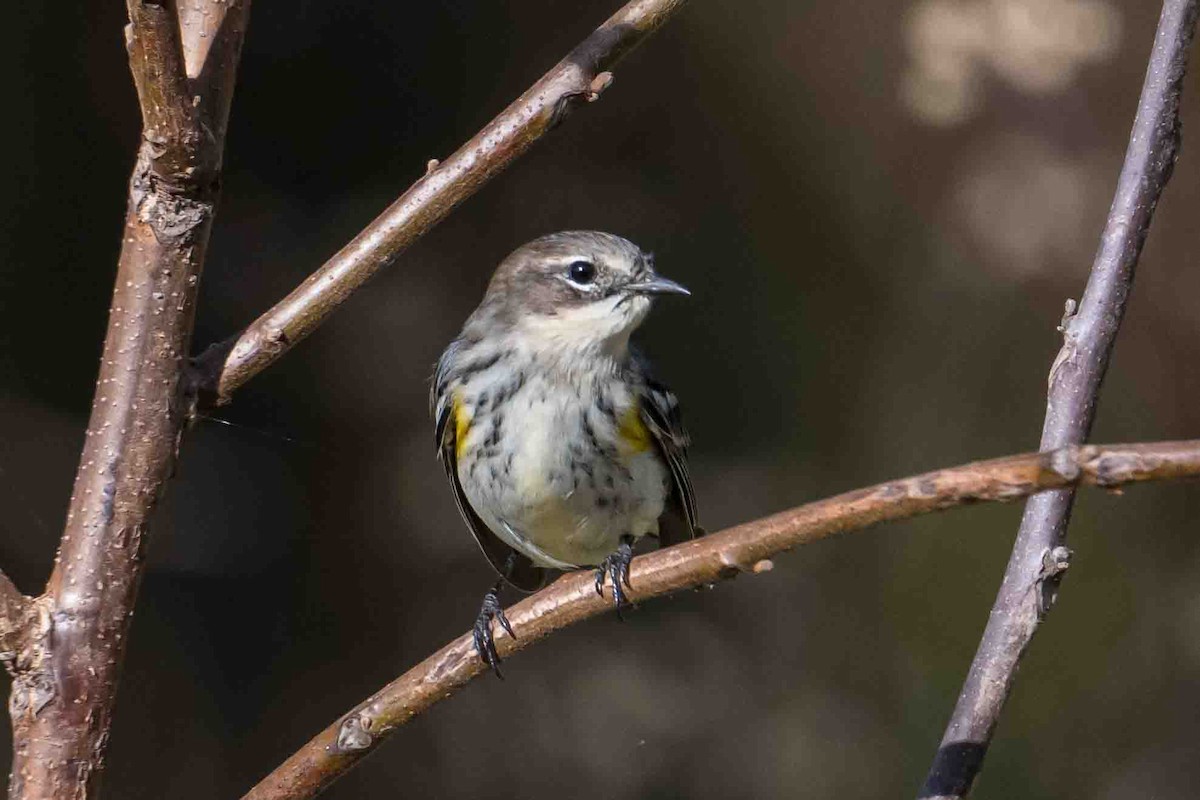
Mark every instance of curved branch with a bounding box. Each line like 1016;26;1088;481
920;3;1199;798
8;3;250;797
191;0;689;404
241;440;1200;800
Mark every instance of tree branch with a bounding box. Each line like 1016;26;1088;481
190;0;689;405
7;2;250;797
241;440;1200;800
0;571;31;660
919;3;1199;798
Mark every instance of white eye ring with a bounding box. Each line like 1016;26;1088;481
566;260;597;285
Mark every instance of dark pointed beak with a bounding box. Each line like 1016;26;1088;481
625;273;691;297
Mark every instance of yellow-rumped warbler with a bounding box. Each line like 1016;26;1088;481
432;231;699;675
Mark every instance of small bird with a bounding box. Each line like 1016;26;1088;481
432;231;698;675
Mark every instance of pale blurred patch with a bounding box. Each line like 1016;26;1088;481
902;0;1122;125
946;133;1110;279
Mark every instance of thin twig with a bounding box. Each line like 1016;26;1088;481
919;3;1199;798
190;0;690;405
241;440;1200;800
7;2;250;797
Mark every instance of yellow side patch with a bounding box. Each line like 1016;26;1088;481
617;404;652;454
453;392;472;460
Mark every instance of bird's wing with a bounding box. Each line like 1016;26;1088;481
434;353;547;592
632;352;699;546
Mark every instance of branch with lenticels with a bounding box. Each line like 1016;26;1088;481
5;2;249;798
3;1;689;795
919;2;1199;798
190;0;691;406
241;440;1200;800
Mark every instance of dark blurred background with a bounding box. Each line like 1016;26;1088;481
3;0;1199;797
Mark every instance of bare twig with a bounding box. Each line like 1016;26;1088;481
7;2;250;797
241;440;1200;800
919;3;1199;798
191;0;690;404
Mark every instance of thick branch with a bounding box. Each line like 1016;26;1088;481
920;3;1199;799
242;440;1200;800
7;3;249;798
125;0;203;183
0;572;30;659
191;0;689;404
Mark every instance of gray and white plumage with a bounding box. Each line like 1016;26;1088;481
432;231;697;592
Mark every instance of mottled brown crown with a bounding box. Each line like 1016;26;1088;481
479;231;649;319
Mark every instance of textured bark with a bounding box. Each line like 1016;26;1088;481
6;2;249;797
242;441;1200;800
191;0;690;405
919;3;1199;798
0;573;30;661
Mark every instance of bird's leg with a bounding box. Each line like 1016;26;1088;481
473;555;517;678
594;535;636;614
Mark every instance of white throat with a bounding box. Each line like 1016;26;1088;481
511;294;649;366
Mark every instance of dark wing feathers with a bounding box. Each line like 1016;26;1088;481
434;363;547;592
433;344;699;588
632;351;699;546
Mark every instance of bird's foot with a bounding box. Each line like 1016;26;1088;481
473;581;515;679
594;535;635;614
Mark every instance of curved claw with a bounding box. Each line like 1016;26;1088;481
594;536;636;615
473;617;502;679
473;584;513;679
494;605;515;640
618;554;632;590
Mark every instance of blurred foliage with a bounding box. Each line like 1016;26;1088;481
1;1;1198;797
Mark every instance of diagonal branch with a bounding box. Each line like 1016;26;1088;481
919;2;1199;798
190;0;689;405
241;440;1200;800
6;2;250;797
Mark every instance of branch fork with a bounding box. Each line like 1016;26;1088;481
9;0;1195;798
5;1;250;797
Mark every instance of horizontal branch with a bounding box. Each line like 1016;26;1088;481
191;0;689;404
242;439;1200;800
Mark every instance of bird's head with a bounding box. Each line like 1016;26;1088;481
478;231;689;356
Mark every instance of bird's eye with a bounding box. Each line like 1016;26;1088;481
566;260;596;285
